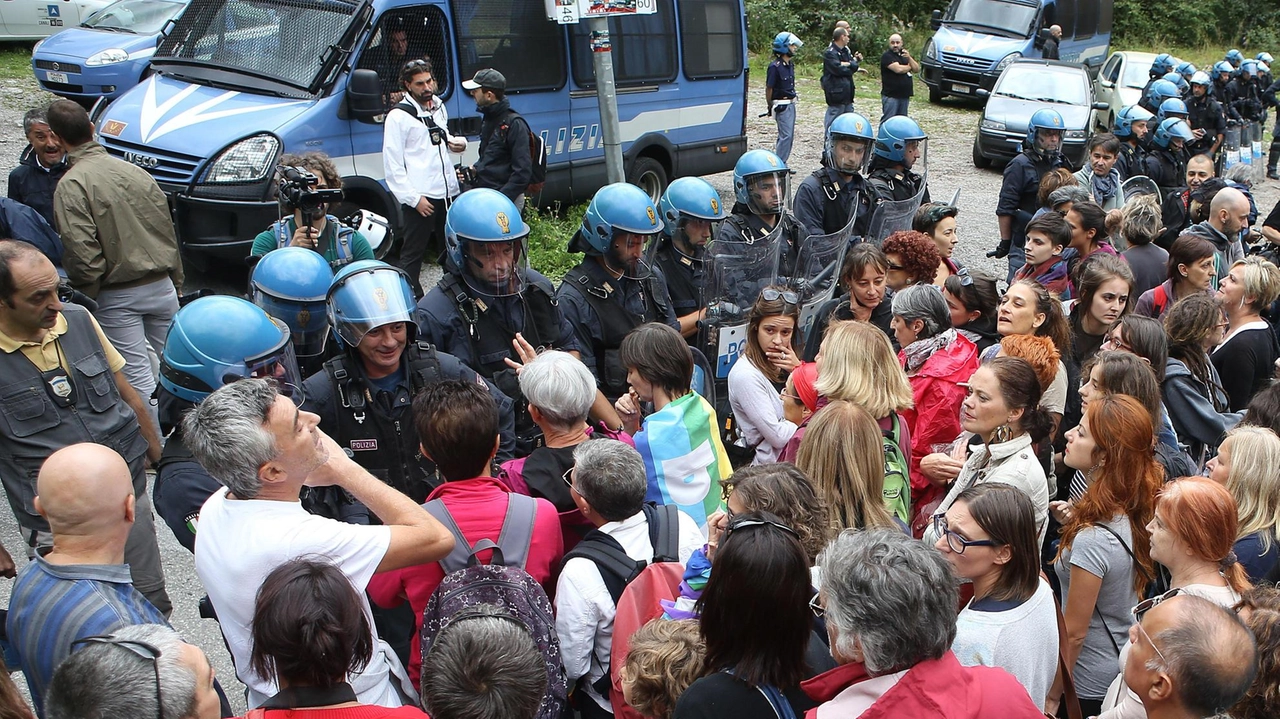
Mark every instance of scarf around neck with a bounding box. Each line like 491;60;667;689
903;328;957;373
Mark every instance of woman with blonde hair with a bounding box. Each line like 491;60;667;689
796;401;902;533
1212;256;1280;411
1207;425;1280;581
780;320;913;461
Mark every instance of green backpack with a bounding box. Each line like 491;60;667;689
881;414;911;524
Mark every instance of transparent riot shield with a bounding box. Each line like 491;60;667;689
1241;122;1254;166
700;221;786;381
1121;176;1161;205
1225;124;1241;170
865;141;929;246
1252;120;1265;184
790;212;856;343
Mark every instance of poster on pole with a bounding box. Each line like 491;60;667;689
580;0;658;17
548;0;580;24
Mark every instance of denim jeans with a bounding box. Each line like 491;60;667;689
824;102;853;131
880;95;910;124
774;103;796;163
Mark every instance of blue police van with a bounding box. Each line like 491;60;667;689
91;0;748;265
921;0;1112;103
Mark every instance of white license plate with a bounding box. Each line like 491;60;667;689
951;84;971;94
45;71;68;84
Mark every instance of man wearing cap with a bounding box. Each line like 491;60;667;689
460;69;533;210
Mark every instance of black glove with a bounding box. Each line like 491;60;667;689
987;238;1012;259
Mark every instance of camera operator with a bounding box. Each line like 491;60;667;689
250;152;375;268
384;58;465;297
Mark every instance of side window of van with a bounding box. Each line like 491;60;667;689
680;0;744;79
453;0;566;91
1097;0;1112;35
569;0;677;87
1055;0;1076;39
1075;0;1096;39
356;9;451;107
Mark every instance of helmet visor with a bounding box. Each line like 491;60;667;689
460;238;530;297
827;136;872;175
605;231;658;280
251;291;330;359
745;171;789;215
328;267;416;348
244;320;304;404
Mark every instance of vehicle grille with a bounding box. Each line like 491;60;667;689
940;52;994;72
99;137;201;186
35;60;83;73
41;82;85;93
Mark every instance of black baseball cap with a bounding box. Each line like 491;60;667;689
462;68;506;91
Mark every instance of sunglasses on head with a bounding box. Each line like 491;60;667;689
761;288;799;304
955;266;973;287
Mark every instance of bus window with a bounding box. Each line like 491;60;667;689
1098;0;1112;35
1055;0;1075;39
1075;0;1096;39
570;0;677;87
453;0;566;91
679;0;743;79
356;9;451;107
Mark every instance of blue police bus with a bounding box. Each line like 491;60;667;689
91;0;748;265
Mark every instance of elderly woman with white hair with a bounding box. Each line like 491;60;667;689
890;284;979;529
1212;256;1280;411
499;350;632;550
801;529;1043;717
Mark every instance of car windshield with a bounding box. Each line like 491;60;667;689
83;0;186;34
1120;58;1150;89
945;0;1037;37
996;67;1088;105
154;0;359;90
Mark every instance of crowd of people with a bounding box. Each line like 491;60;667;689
1;28;1280;719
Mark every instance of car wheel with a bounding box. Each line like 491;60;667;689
929;84;945;104
972;137;991;169
626;157;668;204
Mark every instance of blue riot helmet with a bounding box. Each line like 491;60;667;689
732;149;790;216
1241;59;1258;78
1258;52;1274;65
658;177;726;255
1150;54;1174;76
1157;98;1189;123
1175;61;1196;80
250;247;334;362
1147;79;1179;109
772;31;802;56
160;295;300;404
826;111;875;175
326;260;418;350
1162;72;1188;94
1114;104;1156;139
1189;71;1211;89
445;188;531;297
1153;118;1194;149
1025;108;1065;155
874;115;927;170
575;182;663;278
1214;60;1234;80
1226;49;1244;67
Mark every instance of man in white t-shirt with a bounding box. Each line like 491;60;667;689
181;378;454;708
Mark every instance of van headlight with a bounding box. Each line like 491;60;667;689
924;40;937;61
981;119;1006;131
1065;129;1087;140
204;134;280;183
995;52;1022;73
86;48;129;66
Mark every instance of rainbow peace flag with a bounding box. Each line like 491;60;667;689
634;391;732;534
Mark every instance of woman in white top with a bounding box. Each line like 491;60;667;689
935;483;1058;710
922;357;1052;547
728;287;802;464
1097;477;1253;718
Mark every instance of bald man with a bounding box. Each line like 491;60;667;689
1042;25;1061;60
1183;185;1249;290
1123;594;1257;719
880;34;918;122
6;443;169;717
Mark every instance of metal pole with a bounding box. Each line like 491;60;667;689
587;16;625;184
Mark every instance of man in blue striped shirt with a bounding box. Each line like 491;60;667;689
6;443;167;717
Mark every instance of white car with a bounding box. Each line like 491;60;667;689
1092;51;1159;133
0;0;113;40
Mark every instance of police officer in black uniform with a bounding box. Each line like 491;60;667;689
650;177;727;341
718;149;810;279
991;108;1072;281
1186;71;1228;158
794;111;879;240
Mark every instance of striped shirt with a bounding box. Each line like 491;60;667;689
7;557;166;716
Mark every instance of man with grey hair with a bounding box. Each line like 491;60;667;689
1122;593;1257;719
8;105;67;228
802;529;1043;716
44;623;221;719
554;439;702;717
1182;185;1249;289
1047;184;1093;214
421;604;547;719
182;378;455;708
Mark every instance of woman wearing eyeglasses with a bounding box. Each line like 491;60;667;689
1094;477;1251;719
728;287;803;465
1162;293;1241;466
912;202;961;288
889;285;979;528
881;230;941;291
1053;395;1161;717
673;513;818;719
934;483;1058;712
1211;256;1280;412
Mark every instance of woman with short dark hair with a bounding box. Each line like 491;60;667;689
802;244;894;359
250;557;428;716
912;202;961;287
1134;234;1217;319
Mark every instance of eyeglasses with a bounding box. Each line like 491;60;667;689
955;266;973;287
71;635;163;719
779;389;802;403
761;288;799;304
886;262;906;271
808;592;825;619
932;515;1001;555
1101;334;1131;352
1132;588;1181;664
724;518;800;539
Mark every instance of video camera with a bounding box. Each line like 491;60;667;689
277;166;344;216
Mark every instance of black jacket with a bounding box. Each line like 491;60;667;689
473;99;533;201
821;44;856;105
1041;36;1059;60
7;144;66;229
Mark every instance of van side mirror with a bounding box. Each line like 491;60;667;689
931;9;942;29
347;69;383;121
976;88;990;98
1034;27;1048;49
1093;101;1109;111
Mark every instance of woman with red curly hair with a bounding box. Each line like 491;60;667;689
881;230;940;291
1052;395;1162;716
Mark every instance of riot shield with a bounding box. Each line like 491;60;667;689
700;221;786;381
790;212;856;343
1225;124;1242;170
866;143;929;245
1122;176;1161;204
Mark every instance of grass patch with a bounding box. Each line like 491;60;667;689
526;202;587;283
0;43;33;82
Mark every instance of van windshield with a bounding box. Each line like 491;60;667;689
154;0;360;92
945;0;1037;37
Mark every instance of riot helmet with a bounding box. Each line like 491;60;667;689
1153;118;1194;150
160;295;300;404
1147;79;1180;108
1257;52;1274;65
1157;97;1188;123
1241;59;1258;78
1025;108;1065;159
326;260;418;350
1226;49;1244;67
1150;54;1175;76
873;115;927;169
658;177;726;257
1189;71;1211;88
250;246;334;362
772;32;802;56
825;111;875;175
732;149;790;216
1214;60;1234;81
575;182;664;278
1162;72;1188;94
445;188;531;297
1175;61;1196;80
1114;104;1155;139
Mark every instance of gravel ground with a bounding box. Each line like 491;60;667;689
0;60;1276;715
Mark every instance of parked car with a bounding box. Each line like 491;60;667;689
0;0;111;40
1092;50;1158;132
972;59;1105;168
32;0;189;104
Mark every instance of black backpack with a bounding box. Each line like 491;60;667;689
499;110;547;196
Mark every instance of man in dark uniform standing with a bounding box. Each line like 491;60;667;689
991;109;1072;282
650;177;727;340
